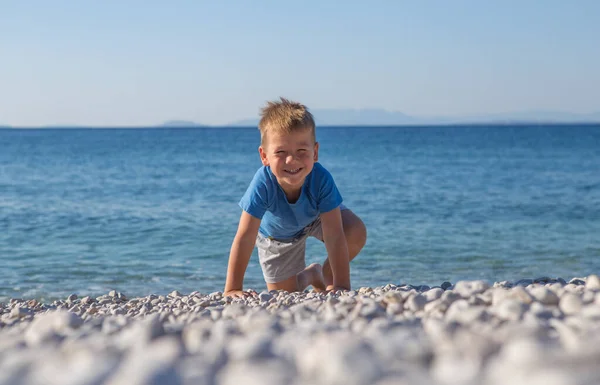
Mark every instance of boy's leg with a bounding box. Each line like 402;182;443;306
321;209;367;289
257;232;326;293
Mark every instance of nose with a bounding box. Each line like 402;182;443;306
286;154;296;164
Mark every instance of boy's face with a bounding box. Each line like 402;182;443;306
259;128;319;194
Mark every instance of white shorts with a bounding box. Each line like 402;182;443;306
255;204;349;283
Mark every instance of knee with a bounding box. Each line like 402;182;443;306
355;218;367;249
345;215;367;250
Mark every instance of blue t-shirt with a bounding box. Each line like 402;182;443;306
239;162;343;239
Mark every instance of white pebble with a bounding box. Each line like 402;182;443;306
559;293;583;315
585;274;600;290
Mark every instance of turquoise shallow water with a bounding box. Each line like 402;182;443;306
1;125;599;301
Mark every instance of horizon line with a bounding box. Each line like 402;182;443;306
2;121;600;130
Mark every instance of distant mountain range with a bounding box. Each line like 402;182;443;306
227;109;600;127
159;120;208;128
2;110;599;128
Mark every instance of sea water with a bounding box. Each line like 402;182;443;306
1;125;599;301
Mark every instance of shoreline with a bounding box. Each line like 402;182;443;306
2;276;600;384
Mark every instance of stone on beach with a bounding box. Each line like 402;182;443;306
585;274;600;290
453;280;490;298
2;277;600;385
529;286;560;306
24;310;83;346
559;292;583;315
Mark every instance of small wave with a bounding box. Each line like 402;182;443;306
578;182;600;191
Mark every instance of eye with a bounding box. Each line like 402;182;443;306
275;150;285;155
297;149;307;153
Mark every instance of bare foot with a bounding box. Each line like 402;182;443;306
296;263;326;292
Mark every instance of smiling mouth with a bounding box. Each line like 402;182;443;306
284;168;302;175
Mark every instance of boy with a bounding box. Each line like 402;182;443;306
224;98;367;298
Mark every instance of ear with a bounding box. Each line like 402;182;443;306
259;146;269;166
313;142;319;162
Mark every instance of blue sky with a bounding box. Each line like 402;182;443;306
1;1;599;126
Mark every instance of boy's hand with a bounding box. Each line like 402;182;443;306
224;290;253;298
321;207;351;290
224;211;261;300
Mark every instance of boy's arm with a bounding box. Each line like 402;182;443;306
320;207;351;290
224;211;261;298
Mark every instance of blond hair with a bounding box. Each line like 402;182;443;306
258;97;316;145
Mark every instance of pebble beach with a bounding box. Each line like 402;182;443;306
2;276;600;385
